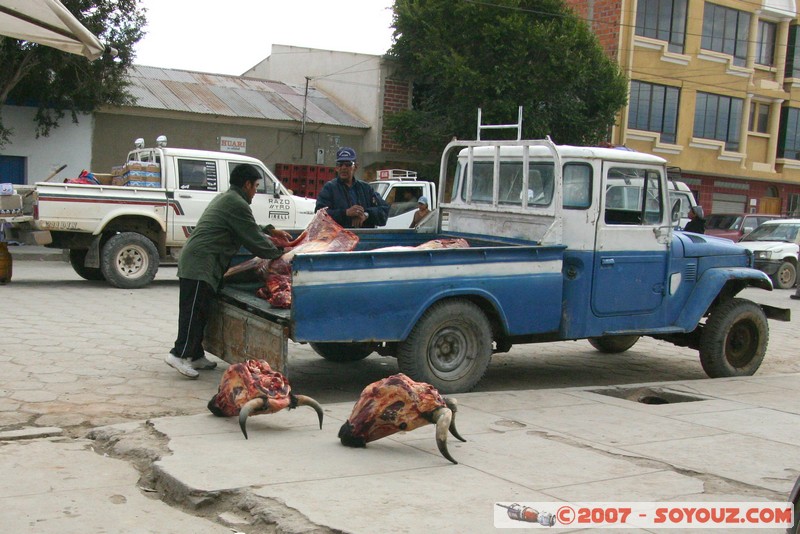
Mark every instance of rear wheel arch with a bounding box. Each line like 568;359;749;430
404;293;507;342
99;215;167;257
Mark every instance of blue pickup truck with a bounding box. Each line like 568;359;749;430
205;138;790;393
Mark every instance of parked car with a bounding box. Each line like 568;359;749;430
737;219;800;289
705;213;782;241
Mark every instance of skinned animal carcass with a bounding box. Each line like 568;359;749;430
207;359;323;439
338;373;466;464
223;208;359;308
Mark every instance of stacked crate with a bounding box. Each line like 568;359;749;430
273;164;335;199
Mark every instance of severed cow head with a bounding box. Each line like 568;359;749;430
207;359;323;439
338;373;466;464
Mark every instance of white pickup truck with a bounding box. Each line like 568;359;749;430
370;169;436;229
4;138;316;288
2;139;434;288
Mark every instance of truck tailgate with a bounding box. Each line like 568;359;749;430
203;283;290;374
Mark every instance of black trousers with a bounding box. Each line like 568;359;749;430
171;278;215;361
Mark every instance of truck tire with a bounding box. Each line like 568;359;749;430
309;342;375;362
397;299;492;394
699;298;768;378
771;261;797;289
100;232;159;289
69;249;104;281
588;335;640;353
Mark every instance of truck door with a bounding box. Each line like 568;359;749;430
384;183;427;228
592;165;670;317
235;163;296;228
171;157;221;241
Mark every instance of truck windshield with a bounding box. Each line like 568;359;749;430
458;161;555;206
706;215;743;230
741;223;800;242
369;182;390;196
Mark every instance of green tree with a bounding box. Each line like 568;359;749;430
0;0;146;147
387;0;628;150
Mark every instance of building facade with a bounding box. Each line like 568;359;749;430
567;0;800;216
243;44;424;180
0;65;370;187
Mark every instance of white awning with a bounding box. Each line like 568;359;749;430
0;0;109;60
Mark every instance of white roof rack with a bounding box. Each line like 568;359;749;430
377;169;418;181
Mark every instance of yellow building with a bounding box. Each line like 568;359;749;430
567;0;800;216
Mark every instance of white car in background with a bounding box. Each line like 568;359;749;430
737;219;800;289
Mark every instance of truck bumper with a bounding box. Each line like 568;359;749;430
753;259;781;276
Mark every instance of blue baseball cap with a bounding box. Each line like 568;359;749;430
418;196;429;205
336;147;357;162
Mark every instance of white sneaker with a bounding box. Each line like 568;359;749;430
191;356;217;370
165;354;199;379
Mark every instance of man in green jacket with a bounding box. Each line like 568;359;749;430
166;163;289;379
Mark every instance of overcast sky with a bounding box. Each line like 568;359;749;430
133;0;395;75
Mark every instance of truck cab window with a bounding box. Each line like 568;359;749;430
604;167;663;225
388;186;424;217
227;162;269;193
563;163;592;209
178;160;218;191
463;161;554;206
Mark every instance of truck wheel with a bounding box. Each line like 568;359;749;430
100;232;159;289
699;298;768;378
397;299;492;394
309;342;374;362
69;249;104;281
771;261;797;289
588;335;640;353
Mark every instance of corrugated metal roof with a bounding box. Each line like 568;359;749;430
124;65;368;129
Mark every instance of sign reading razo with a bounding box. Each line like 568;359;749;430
220;136;247;153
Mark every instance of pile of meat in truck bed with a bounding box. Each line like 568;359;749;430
224;208;468;309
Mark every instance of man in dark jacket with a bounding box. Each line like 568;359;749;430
315;147;389;228
684;205;706;234
165;163;289;379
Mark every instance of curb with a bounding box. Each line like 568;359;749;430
8;247;69;262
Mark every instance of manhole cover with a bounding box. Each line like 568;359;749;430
588;386;709;405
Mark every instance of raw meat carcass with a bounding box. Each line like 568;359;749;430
338;373;466;464
223;209;359;308
370;238;470;253
207;359;323;439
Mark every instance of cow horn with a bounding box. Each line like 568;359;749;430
295;394;324;429
238;397;266;439
444;397;467;443
432;407;458;464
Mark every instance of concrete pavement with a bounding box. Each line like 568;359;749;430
1;259;798;533
1;375;798;533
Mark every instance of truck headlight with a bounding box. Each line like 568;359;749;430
754;251;771;260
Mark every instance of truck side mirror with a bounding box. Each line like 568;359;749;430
670;199;681;223
271;181;281;198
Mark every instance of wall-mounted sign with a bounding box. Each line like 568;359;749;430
220;136;246;153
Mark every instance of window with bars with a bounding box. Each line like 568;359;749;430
628;80;680;143
693;92;743;151
635;0;687;54
701;3;750;67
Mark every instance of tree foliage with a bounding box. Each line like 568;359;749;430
0;0;146;147
386;0;628;150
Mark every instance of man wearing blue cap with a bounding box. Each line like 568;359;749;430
315;147;389;228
